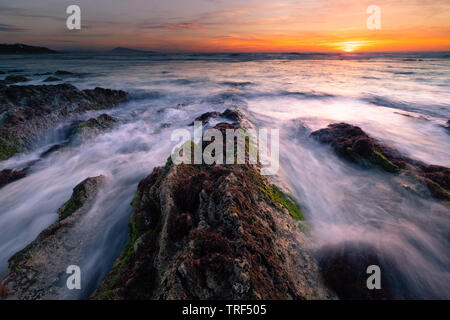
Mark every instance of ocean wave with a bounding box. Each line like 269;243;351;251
362;94;450;119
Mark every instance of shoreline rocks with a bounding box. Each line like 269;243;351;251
1;175;104;300
0;84;127;160
311;123;450;201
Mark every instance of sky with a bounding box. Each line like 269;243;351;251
0;0;449;52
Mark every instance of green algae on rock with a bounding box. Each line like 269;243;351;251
312;122;449;202
2;175;104;300
93;122;330;300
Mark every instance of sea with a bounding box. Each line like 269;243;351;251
0;51;449;299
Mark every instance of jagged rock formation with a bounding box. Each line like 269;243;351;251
93;122;333;300
0;84;127;160
1;175;104;300
312;123;450;201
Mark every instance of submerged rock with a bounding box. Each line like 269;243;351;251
317;242;410;299
311;123;450;201
1;175;104;300
43;76;61;82
93;122;331;300
0;84;127;160
55;70;74;75
443;120;450;133
3;75;29;84
0;168;28;189
189;108;244;126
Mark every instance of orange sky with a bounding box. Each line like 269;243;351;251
0;0;449;51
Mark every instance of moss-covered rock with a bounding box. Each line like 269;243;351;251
312;123;449;201
0;84;127;160
93;122;330;300
0;135;19;160
2;175;104;300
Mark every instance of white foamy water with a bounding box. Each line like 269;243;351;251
0;52;449;298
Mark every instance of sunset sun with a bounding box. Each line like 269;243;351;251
338;41;364;52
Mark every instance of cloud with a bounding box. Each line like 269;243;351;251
0;5;63;21
162;23;202;30
0;23;28;32
140;22;202;30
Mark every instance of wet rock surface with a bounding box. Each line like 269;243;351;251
43;76;61;82
189;108;244;126
0;168;28;189
0;84;127;160
1;175;104;300
68;114;119;143
93;122;332;300
312;123;450;201
2;75;29;85
317;242;411;300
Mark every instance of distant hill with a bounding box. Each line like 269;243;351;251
0;43;58;54
107;47;157;55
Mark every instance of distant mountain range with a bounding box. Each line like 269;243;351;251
0;43;58;54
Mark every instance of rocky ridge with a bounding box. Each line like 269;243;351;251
92;120;333;300
1;175;104;300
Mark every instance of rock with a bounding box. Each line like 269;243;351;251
0;168;28;189
93;121;332;300
0;71;5;74
443;120;450;133
0;280;5;298
0;84;127;160
55;70;74;75
1;175;104;300
311;123;450;201
69;114;119;143
3;75;29;84
7;69;25;73
34;72;52;76
43;76;61;82
190;111;220;124
351;137;374;157
317;242;409;299
189;108;243;126
222;108;243;123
